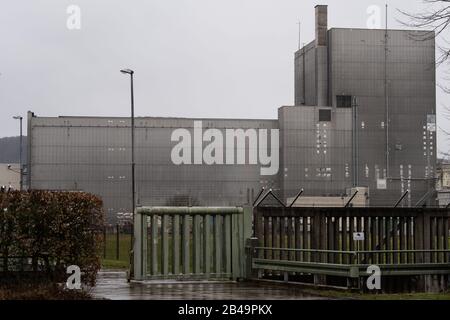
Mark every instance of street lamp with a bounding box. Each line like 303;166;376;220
13;116;23;191
120;68;136;230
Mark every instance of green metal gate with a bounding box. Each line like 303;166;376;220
133;206;252;281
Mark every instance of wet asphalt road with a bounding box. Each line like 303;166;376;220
91;270;326;300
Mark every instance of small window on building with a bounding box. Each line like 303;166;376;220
336;95;352;108
319;109;331;122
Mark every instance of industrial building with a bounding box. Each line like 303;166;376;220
27;5;437;222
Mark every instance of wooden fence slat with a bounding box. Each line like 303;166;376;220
280;217;286;260
399;217;405;264
287;217;294;261
327;217;334;263
430;217;437;263
272;217;279;261
437;217;444;263
264;216;270;260
303;217;309;262
407;217;412;263
295;217;301;261
393;217;399;264
370;217;377;265
444;217;449;263
364;216;369;264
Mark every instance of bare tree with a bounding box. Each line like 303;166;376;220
400;1;450;159
399;0;450;66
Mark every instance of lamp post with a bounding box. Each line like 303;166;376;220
120;69;135;241
13;116;23;191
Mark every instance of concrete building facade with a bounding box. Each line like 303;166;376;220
0;163;20;190
27;5;437;221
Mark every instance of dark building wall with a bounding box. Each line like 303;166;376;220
28;114;279;222
279;106;352;201
295;41;316;106
328;28;436;206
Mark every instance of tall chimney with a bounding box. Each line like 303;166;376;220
315;5;328;47
315;5;328;106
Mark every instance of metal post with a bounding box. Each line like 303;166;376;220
116;224;120;260
19;117;23;191
103;227;107;259
120;68;136;258
130;72;136;253
13;116;23;191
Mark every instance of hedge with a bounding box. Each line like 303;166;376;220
0;190;104;286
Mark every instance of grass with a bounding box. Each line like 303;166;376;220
300;288;450;300
100;234;132;270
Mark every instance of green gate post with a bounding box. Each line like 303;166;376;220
133;210;143;280
232;206;253;280
245;237;259;280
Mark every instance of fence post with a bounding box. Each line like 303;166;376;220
233;206;253;280
414;210;427;291
133;209;143;280
116;224;120;260
103;227;107;259
245;237;258;280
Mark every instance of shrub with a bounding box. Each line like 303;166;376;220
0;190;104;286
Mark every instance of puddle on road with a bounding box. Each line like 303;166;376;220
91;270;326;300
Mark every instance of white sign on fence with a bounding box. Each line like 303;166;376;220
353;232;365;241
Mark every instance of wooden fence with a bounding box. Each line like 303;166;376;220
252;207;450;291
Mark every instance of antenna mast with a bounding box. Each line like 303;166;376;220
385;4;390;179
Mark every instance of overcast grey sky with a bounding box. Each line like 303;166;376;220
0;0;448;152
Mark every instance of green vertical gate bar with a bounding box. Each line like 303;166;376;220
203;215;211;277
161;215;169;276
151;215;158;275
193;215;201;274
173;215;180;275
224;214;232;276
142;215;148;277
182;214;190;275
214;215;222;274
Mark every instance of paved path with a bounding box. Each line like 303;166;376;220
92;270;325;300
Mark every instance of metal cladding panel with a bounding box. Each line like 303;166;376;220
329;28;436;206
29;116;279;222
279;106;352;200
294;41;317;106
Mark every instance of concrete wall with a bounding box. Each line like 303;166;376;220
0;163;20;190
